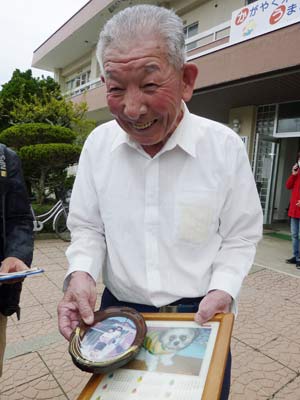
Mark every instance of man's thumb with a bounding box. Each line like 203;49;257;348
0;264;9;273
78;298;94;325
194;308;213;324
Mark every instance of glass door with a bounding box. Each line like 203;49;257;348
253;105;280;224
253;136;279;224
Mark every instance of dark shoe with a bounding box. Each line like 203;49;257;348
296;263;300;270
286;256;297;264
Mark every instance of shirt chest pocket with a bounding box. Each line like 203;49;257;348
175;191;218;245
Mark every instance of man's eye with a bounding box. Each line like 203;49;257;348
108;87;123;93
143;83;158;90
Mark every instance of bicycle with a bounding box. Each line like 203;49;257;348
31;199;70;241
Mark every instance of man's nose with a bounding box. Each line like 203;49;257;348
123;90;147;120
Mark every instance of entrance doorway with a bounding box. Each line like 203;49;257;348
253;135;300;227
253;105;279;224
253;134;280;224
252;104;300;228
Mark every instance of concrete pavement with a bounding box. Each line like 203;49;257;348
1;235;300;399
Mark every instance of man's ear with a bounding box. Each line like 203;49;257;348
181;63;198;102
101;75;105;83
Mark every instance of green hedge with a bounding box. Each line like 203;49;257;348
0;123;76;149
19;143;82;169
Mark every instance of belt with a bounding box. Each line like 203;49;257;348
158;297;203;313
101;288;203;314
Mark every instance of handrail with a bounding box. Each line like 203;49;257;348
63;77;103;98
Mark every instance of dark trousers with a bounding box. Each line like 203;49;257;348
100;288;231;400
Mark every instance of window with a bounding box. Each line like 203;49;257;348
276;101;300;134
66;80;74;91
215;27;230;41
184;22;199;51
245;0;257;4
75;76;81;88
184;22;199;38
66;70;91;94
81;71;90;86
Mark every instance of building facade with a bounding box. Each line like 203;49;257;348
32;0;300;226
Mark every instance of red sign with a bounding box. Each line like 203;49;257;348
269;5;286;25
235;8;249;26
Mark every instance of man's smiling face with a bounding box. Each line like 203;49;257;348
103;37;194;155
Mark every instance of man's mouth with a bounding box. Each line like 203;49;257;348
132;119;156;130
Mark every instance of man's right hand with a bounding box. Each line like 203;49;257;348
57;271;97;340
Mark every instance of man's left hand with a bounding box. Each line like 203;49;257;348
194;289;232;324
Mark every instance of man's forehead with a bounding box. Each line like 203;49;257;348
144;64;160;73
104;60;162;77
103;38;167;69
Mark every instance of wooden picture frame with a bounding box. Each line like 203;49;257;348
77;312;234;400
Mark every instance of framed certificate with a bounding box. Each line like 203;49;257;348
76;313;234;400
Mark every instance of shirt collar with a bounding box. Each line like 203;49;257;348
161;102;197;158
110;102;197;157
111;123;146;154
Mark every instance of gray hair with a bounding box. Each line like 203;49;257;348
96;4;186;75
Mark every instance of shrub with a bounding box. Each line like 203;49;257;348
0;123;76;149
19;143;81;204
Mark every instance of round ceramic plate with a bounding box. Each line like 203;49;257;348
69;306;147;373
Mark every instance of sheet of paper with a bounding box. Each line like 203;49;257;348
91;369;204;400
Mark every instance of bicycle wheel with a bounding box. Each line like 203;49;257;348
54;209;71;241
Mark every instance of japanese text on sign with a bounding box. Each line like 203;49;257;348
230;0;300;44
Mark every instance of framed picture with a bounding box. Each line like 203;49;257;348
77;312;234;400
69;307;147;374
79;316;138;362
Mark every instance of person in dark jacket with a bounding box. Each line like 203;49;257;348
286;151;300;269
0;144;33;376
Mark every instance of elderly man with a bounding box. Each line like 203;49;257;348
58;5;262;398
0;144;33;377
